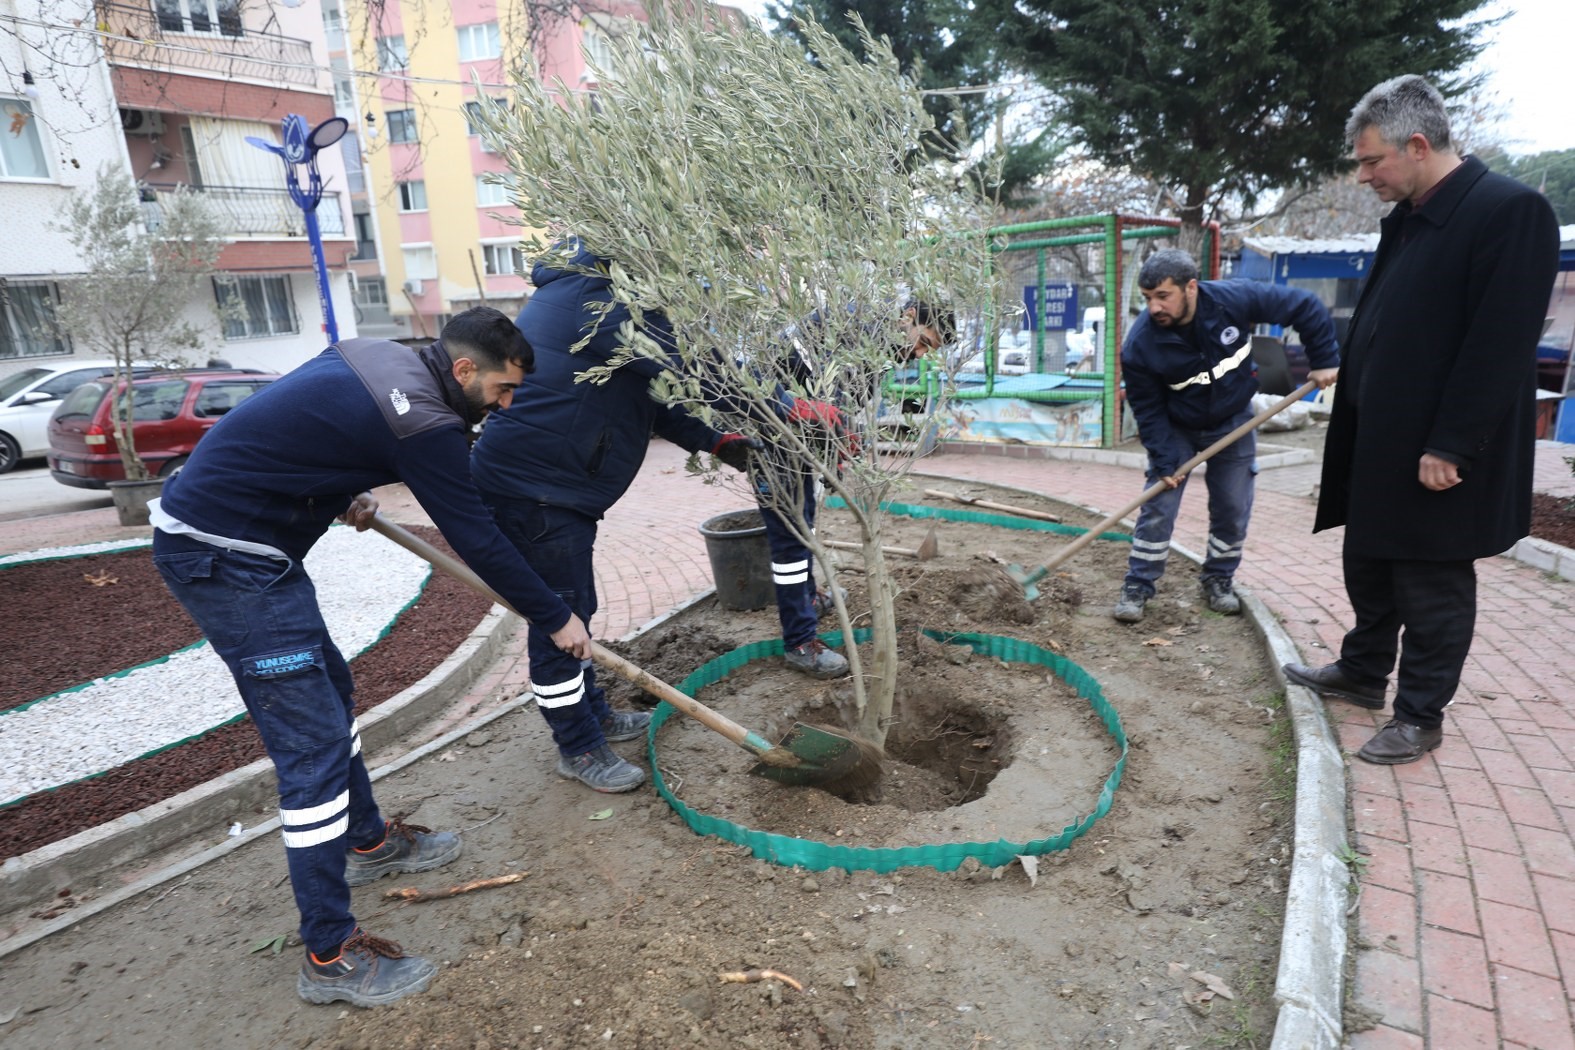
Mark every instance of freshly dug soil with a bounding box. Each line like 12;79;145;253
1530;491;1575;549
0;527;493;860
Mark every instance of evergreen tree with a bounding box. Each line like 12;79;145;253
1490;149;1575;225
767;0;1060;201
975;0;1494;245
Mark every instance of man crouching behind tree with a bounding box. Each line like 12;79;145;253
150;307;590;1008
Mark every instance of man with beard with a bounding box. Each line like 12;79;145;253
1114;248;1341;623
150;307;590;1008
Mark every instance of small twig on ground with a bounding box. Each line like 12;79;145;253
384;872;528;901
461;810;504;833
141;873;193;910
718;967;804;992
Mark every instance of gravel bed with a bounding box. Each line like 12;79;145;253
0;527;428;802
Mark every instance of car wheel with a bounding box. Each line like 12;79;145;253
158;455;188;479
0;432;20;474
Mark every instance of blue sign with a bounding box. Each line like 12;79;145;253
1024;281;1079;331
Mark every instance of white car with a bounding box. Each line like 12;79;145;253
0;360;129;473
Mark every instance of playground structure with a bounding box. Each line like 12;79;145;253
887;212;1220;450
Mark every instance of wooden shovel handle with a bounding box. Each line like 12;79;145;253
1036;380;1317;577
366;514;773;756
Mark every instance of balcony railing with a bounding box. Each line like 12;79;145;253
142;183;346;238
97;1;318;87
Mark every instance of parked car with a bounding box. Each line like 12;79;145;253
0;360;151;474
47;368;278;489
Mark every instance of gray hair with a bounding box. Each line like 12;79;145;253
1345;75;1452;152
1137;248;1199;291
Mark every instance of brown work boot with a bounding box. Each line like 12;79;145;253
1356;719;1443;765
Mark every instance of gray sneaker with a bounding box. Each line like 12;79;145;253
1112;584;1148;623
344;817;462;888
601;709;652;742
557;743;646;793
783;639;849;679
812;586;849;619
1202;576;1242;615
298;928;437;1008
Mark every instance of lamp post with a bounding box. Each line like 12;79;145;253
248;114;348;343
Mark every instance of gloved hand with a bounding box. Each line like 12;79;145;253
787;398;861;461
711;433;763;471
786;398;844;430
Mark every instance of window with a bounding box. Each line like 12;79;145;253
475;175;509;208
456;22;501;62
194;380;266;417
215;275;298;340
352;211;377;260
0;281;68;358
401;246;437;280
376;34;409;71
582;26;616;76
385;108;417;145
397;180;427;211
332;74;355;115
155;0;241;37
132;380;189;422
354;277;388;307
463;100;502;151
482;243;523;277
0;99;49;179
339;132;364;193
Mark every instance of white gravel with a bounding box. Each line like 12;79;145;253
0;527;431;803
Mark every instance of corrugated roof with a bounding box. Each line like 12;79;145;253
1243;234;1381;256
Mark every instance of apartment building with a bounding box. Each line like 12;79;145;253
341;0;741;339
0;0;355;381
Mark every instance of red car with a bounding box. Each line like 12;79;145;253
47;368;279;489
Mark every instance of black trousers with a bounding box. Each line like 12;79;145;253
1336;552;1477;731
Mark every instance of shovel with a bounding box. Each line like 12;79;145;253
1009;380;1317;598
365;514;880;789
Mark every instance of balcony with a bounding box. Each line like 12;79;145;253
97;1;317;87
142;183;347;238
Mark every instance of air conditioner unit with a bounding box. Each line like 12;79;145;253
119;108;166;137
402;279;424;296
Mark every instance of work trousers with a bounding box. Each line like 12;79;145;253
1336;552;1477;731
1124;407;1257;596
481;496;613;757
152;530;383;958
753;461;820;649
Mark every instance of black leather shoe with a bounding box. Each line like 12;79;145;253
1282;662;1386;709
1357;719;1443;765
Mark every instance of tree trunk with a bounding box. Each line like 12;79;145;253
1176;184;1210;261
855;539;897;749
112;371;151;483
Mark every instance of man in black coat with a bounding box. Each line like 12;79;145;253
1283;75;1560;764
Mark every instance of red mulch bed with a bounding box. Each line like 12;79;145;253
0;526;492;861
1530;492;1575;550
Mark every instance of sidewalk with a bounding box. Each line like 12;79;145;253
6;439;1573;1047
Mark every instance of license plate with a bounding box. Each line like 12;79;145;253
57;460;75;473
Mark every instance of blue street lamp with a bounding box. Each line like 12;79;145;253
247;114;348;343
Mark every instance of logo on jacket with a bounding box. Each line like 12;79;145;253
389;388;410;415
1220;326;1241;345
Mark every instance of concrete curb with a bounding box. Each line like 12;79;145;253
0;604;521;954
909;471;1350;1050
1503;534;1575;581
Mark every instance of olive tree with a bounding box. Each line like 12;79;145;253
51;169;230;481
475;2;998;746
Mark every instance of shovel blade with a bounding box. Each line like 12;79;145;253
748;722;863;785
1005;562;1045;601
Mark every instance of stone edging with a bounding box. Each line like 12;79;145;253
1504;534;1575;581
0;605;521;957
